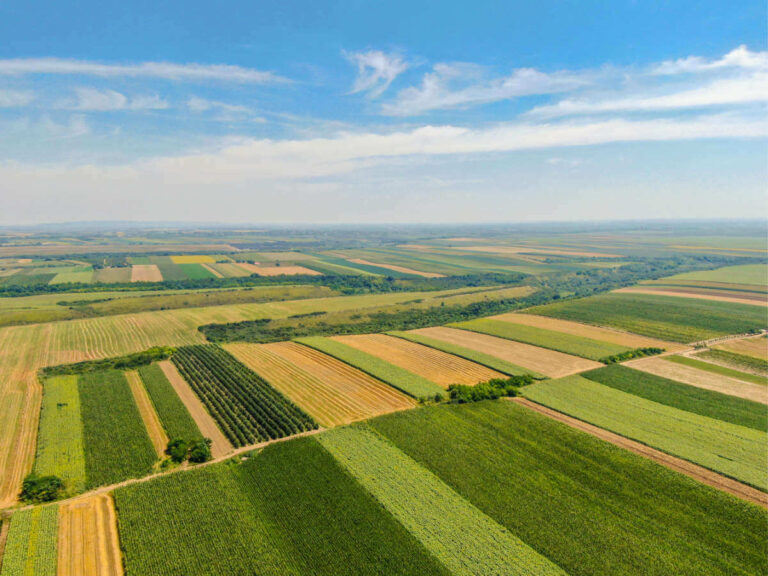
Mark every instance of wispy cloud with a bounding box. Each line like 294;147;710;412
345;50;409;97
187;96;250;114
0;58;288;84
0;89;35;108
60;88;169;111
652;45;768;75
382;63;587;116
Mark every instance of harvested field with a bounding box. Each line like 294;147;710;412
332;334;504;387
158;361;231;457
615;286;767;307
714;335;768;361
130;265;163;283
58;494;123;576
200;263;223;278
408;326;601;377
125;371;168;457
627;356;768;404
667;355;767;386
92;268;131;283
208;262;251;277
490;313;684;351
513;398;768;509
226;342;415;427
240;264;322;276
170;255;216;264
347;258;444;278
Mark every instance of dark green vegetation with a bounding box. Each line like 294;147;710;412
19;474;63;503
526;292;766;342
165;438;211;463
448;375;534;403
665;355;767;386
78;370;157;488
582;365;767;431
370;402;768;576
114;438;450;576
138;364;203;442
600;347;664;364
42;346;174;377
171;345;317;447
699;348;768;376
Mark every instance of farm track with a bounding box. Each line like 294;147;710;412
158;361;232;458
125;371;168;458
332;334;504;387
58;493;123;576
513;398;768;509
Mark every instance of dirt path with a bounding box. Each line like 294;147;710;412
125;371;168;458
0;516;9;572
512;397;768;509
58;493;124;576
158;360;232;457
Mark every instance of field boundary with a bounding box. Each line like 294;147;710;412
512;397;768;509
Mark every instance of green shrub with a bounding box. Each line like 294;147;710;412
20;474;63;503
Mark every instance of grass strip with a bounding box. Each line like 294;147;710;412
665;355;767;386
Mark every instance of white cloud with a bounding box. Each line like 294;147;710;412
0;58;287;83
528;73;768;117
345;50;409;97
0;89;34;108
61;88;169;111
187;96;250;114
653;45;768;75
383;63;587;116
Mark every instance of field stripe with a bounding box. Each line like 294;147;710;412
58;493;123;576
615;287;767;307
125;371;168;458
513;398;768;508
157;361;232;458
318;426;566;576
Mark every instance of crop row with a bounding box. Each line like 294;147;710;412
0;505;58;576
138;363;203;442
171;345;316;447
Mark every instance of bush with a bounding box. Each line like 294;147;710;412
600;347;664;364
166;438;190;463
189;439;213;463
448;375;534;403
20;474;64;503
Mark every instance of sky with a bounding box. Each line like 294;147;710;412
0;0;766;225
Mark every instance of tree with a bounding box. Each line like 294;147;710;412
20;474;63;503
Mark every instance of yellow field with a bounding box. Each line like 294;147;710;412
226;342;415;427
170;255;216;264
713;336;768;361
0;287;479;506
332;334;503;386
130;265;163;282
58;493;123;576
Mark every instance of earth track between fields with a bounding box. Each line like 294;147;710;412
512;397;768;509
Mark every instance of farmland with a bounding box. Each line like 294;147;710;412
712;335;768;361
330;334;504;386
58;494;123;576
664;354;767;386
525;292;767;342
317;426;565;576
523;375;768;490
295;337;446;399
79;370;157;488
171;345;317;446
226;342;415;427
453;317;629;360
137;364;204;442
370;401;768;576
0;505;58;576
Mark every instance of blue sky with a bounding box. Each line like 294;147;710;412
0;0;765;224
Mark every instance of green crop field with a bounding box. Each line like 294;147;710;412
523;376;768;489
171;345;316;446
451;318;628;360
232;437;451;575
79;370;157;487
317;426;564;576
0;505;58;576
295;337;445;399
138;363;203;441
387;330;539;376
50;266;94;284
525;292;766;342
178;263;217;279
148;256;188;280
662;264;767;286
699;348;768;376
664;354;767;386
34;375;87;493
582;365;767;430
370;401;768;576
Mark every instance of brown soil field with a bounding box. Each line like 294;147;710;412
58;493;124;576
226;342;415;427
209;263;251;278
490;313;684;351
615;287;767;307
92;268;132;283
347;258;445;278
408;326;602;378
125;371;167;458
512;398;768;509
713;336;768;361
0;244;237;257
158;361;232;458
130;264;163;283
332;334;504;387
243;264;322;277
457;245;622;258
626;357;768;404
200;263;224;278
